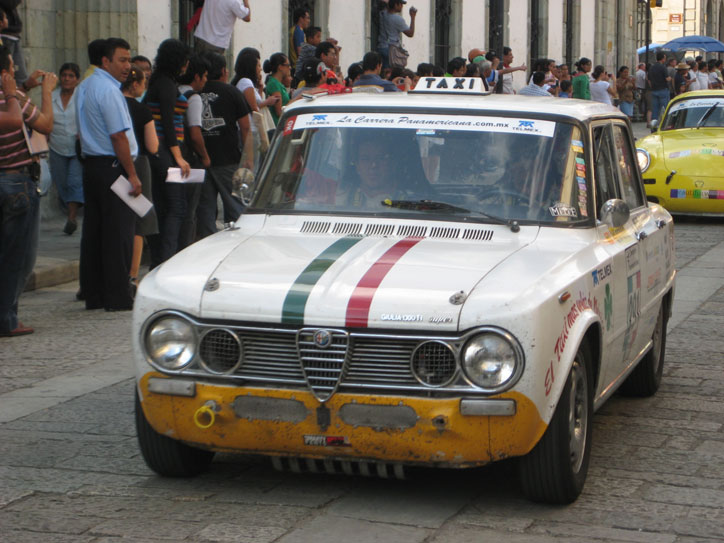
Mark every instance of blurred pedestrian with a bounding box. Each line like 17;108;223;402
288;6;310;74
377;0;416;69
648;52;670;122
499;47;526;94
446;57;466;77
76;38;139;312
558;79;572;98
0;46;55;336
295;26;322;77
353;51;404;92
144;39;192;267
572;57;592;100
674;62;692;96
518;71;552;97
48;62;83;235
197;52;250;238
194;0;250;54
263;53;291;125
616;65;635;117
590;65;616;105
121;64;159;290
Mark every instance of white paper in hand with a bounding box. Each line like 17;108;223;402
166;167;206;183
110;175;153;217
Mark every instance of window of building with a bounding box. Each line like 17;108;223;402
530;0;548;62
434;0;453;69
488;0;506;58
178;0;203;48
563;0;580;68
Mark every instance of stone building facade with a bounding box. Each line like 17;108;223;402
15;1;724;93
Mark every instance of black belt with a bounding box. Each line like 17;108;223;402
84;155;117;162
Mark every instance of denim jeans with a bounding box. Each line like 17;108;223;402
619;101;634;118
0;172;39;333
196;164;244;239
651;89;670;122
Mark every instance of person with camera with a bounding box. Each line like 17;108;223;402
590;65;617;106
377;0;416;69
0;45;56;337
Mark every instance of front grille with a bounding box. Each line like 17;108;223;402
160;319;504;396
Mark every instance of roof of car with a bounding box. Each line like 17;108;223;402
284;92;627;123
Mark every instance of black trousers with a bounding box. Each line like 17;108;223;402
79;156;136;311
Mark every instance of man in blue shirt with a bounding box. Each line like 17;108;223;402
76;37;140;312
353;52;406;93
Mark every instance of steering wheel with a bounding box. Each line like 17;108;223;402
477;186;529;206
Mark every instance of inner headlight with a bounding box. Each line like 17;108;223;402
144;316;197;370
461;331;522;391
636;148;650;173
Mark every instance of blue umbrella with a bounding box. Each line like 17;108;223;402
661;35;724;53
637;43;663;55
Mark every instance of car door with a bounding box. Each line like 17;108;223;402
610;122;665;359
591;122;644;391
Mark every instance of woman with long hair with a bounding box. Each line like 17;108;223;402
143;38;191;267
233;50;279;171
263;52;291;125
122;65;159;292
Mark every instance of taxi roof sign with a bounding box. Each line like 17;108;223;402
410;77;489;95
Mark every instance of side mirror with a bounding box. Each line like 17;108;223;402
600;199;630;228
650;119;659;133
232;168;256;206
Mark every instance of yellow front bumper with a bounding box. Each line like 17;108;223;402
138;372;547;467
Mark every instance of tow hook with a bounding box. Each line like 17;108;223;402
194;400;220;429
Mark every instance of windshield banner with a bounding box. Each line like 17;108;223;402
289;113;557;137
669;98;724;112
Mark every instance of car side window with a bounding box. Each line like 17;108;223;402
611;124;645;209
592;125;619;217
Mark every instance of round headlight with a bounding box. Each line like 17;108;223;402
461;332;522;391
636;148;650;173
145;316;197;370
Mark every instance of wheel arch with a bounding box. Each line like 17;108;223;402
581;322;602;394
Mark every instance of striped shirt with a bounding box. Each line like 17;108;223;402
147;95;188;143
0;90;39;170
144;75;188;146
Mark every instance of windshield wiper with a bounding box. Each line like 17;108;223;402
381;199;520;232
696;103;720;129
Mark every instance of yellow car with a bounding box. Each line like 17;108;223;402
636;90;724;216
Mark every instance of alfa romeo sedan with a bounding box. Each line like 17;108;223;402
637;90;724;216
133;80;675;504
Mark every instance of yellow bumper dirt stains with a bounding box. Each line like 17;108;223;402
139;373;546;466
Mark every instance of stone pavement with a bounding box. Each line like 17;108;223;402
1;215;723;541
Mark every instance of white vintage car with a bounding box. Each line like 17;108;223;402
133;80;675;504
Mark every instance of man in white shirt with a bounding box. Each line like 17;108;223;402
687;59;701;91
696;61;710;91
194;0;250;54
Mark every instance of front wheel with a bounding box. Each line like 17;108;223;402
620;301;667;397
519;342;593;504
135;389;215;477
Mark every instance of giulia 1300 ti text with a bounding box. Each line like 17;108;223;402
133;78;675;504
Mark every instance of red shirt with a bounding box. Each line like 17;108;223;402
0;90;39;170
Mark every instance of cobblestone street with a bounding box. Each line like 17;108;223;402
1;218;723;543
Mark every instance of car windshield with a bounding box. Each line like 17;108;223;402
662;97;724;130
251;112;589;225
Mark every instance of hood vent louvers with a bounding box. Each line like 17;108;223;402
397;225;428;238
300;221;331;234
300;222;495;242
363;223;395;237
462;229;494;241
331;222;363;236
429;227;461;239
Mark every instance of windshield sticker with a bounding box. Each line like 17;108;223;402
697;148;724;156
572;139;584;147
549;203;578;217
571;144;584;153
416;129;437;136
668;150;691;158
669;98;724;112
283;116;297;136
292;113;557;137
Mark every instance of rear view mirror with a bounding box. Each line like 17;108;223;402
600;199;630;228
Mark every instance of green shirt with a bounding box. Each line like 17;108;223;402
572;74;591;100
265;77;290;126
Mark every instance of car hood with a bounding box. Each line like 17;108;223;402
661;128;724;176
199;220;540;331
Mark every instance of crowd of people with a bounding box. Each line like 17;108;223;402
2;0;724;338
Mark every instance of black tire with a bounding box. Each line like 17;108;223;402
519;342;593;504
620;302;667;397
135;389;215;477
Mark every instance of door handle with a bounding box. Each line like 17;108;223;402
656;219;666;229
636;230;647;241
